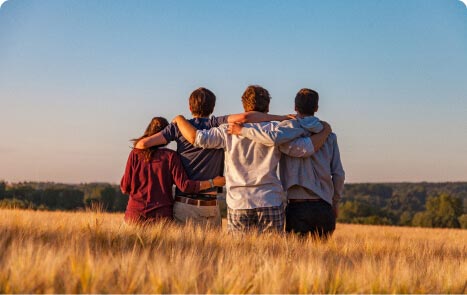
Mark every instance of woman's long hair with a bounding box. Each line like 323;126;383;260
132;117;169;161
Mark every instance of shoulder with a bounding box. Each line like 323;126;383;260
160;122;177;139
129;148;141;157
209;115;229;126
327;132;338;144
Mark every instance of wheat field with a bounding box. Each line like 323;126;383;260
0;209;465;293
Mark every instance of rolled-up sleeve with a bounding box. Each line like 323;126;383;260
194;127;226;149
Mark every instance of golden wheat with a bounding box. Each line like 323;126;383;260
0;208;465;293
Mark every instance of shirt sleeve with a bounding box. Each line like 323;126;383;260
240;121;306;146
330;135;345;205
210;115;229;126
120;150;135;194
194;126;226;149
279;136;315;157
169;152;200;193
160;123;177;142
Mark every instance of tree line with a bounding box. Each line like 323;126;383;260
0;181;465;229
0;182;128;212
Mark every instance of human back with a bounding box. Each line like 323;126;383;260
215;121;285;210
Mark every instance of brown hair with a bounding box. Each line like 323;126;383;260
241;85;271;112
189;87;216;117
295;88;319;116
132;117;169;161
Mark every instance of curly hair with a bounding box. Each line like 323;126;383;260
241;85;271;112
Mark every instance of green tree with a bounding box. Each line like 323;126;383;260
413;194;463;228
0;181;6;199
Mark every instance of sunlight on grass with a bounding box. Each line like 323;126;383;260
0;209;465;293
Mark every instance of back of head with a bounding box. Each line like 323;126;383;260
241;85;271;113
143;117;169;137
133;117;169;160
295;88;319;116
189;87;216;117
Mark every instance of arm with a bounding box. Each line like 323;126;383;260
135;132;168;149
199;176;226;191
170;152;225;193
173;115;226;149
172;115;197;144
120;151;134;194
330;136;345;218
311;122;332;152
278;123;332;157
228;121;306;146
227;111;290;124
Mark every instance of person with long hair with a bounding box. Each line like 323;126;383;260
121;117;225;225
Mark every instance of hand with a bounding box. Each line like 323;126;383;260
212;176;226;187
286;113;297;120
227;122;243;135
320;121;332;134
172;115;186;125
333;204;339;218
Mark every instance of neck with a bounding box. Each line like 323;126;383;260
296;112;314;118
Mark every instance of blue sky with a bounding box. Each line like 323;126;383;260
0;0;466;183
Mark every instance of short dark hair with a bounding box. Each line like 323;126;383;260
241;85;271;112
189;87;216;117
295;88;319;115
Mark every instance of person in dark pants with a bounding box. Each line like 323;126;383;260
285;199;336;239
282;89;344;239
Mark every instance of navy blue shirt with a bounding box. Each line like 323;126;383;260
160;115;228;195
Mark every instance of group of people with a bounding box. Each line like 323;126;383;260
120;85;345;238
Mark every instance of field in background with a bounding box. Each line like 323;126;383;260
0;209;466;293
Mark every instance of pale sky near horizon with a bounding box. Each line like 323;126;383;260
0;0;466;184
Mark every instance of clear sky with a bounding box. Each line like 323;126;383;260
0;0;466;184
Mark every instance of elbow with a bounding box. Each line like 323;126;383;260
237;114;249;124
135;139;148;149
187;136;196;145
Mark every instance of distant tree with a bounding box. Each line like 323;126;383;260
398;211;413;226
84;185;117;211
412;212;434;227
0;181;6;199
412;194;462;228
459;214;467;229
113;189;129;212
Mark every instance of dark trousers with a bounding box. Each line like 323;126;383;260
285;200;336;239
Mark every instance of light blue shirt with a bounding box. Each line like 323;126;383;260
194;122;314;210
240;116;345;206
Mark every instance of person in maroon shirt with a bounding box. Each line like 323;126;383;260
121;117;225;225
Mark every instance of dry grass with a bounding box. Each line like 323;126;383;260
0;209;466;293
